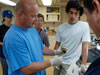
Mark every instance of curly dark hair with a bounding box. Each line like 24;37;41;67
65;0;84;16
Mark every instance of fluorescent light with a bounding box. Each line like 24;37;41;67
0;0;16;6
42;0;52;6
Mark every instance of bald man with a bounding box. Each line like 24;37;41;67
3;0;62;75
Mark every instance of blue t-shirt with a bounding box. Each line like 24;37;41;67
3;24;46;75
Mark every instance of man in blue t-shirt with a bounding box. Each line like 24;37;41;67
3;0;63;75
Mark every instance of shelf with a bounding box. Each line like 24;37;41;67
47;7;60;13
46;13;60;15
45;21;60;22
46;7;60;22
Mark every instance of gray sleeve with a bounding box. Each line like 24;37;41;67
43;32;50;47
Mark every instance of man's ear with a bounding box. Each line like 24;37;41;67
94;0;100;13
93;0;100;21
17;10;23;17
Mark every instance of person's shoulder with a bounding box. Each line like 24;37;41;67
32;27;37;31
0;25;8;31
0;24;5;28
30;27;40;36
58;22;68;29
78;21;89;27
0;24;10;30
40;29;47;36
78;21;90;31
5;25;21;37
32;27;38;33
78;21;88;25
41;29;46;33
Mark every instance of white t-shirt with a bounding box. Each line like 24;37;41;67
55;21;91;64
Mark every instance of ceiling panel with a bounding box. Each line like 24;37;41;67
11;0;19;3
1;0;82;7
11;0;37;4
10;0;68;7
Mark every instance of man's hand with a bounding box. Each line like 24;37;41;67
54;48;63;55
80;64;87;73
50;56;62;66
54;46;67;55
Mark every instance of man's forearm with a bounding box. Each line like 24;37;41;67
81;49;88;65
54;41;60;50
43;47;55;55
20;60;51;74
81;42;89;65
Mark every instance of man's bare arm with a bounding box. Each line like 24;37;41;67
81;42;90;65
20;60;51;74
54;41;61;50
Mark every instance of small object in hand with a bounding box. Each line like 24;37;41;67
61;46;67;53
